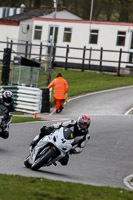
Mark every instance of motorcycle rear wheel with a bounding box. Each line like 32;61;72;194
31;148;55;171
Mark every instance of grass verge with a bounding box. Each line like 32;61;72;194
11;116;42;123
45;69;133;104
0;174;132;200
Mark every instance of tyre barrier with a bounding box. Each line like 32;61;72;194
0;86;50;114
41;88;50;113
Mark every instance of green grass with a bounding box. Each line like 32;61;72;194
0;174;132;200
11;116;42;123
44;69;133;104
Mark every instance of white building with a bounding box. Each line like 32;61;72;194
0;9;82;60
21;18;133;70
0;8;133;70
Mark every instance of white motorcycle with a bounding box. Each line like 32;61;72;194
24;127;74;171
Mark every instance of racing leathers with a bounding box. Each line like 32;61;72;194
0;99;14;139
29;119;90;165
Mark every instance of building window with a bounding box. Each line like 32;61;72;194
116;31;126;46
130;31;133;49
129;53;133;63
63;28;72;42
89;30;99;44
34;26;42;40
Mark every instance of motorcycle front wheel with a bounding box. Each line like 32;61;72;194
31;148;55;171
24;156;32;168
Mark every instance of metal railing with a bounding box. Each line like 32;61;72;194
0;40;133;76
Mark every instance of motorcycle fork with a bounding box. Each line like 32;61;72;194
39;146;50;156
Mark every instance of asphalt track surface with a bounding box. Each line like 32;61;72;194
1;86;133;189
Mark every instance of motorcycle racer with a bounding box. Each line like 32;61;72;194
29;114;91;165
0;91;14;139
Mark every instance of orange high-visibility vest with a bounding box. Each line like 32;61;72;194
48;77;68;100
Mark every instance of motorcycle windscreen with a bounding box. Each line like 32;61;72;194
63;128;74;140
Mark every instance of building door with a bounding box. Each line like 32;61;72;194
48;25;58;44
47;25;58;54
128;31;133;64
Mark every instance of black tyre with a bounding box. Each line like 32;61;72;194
31;148;55;171
24;156;32;168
